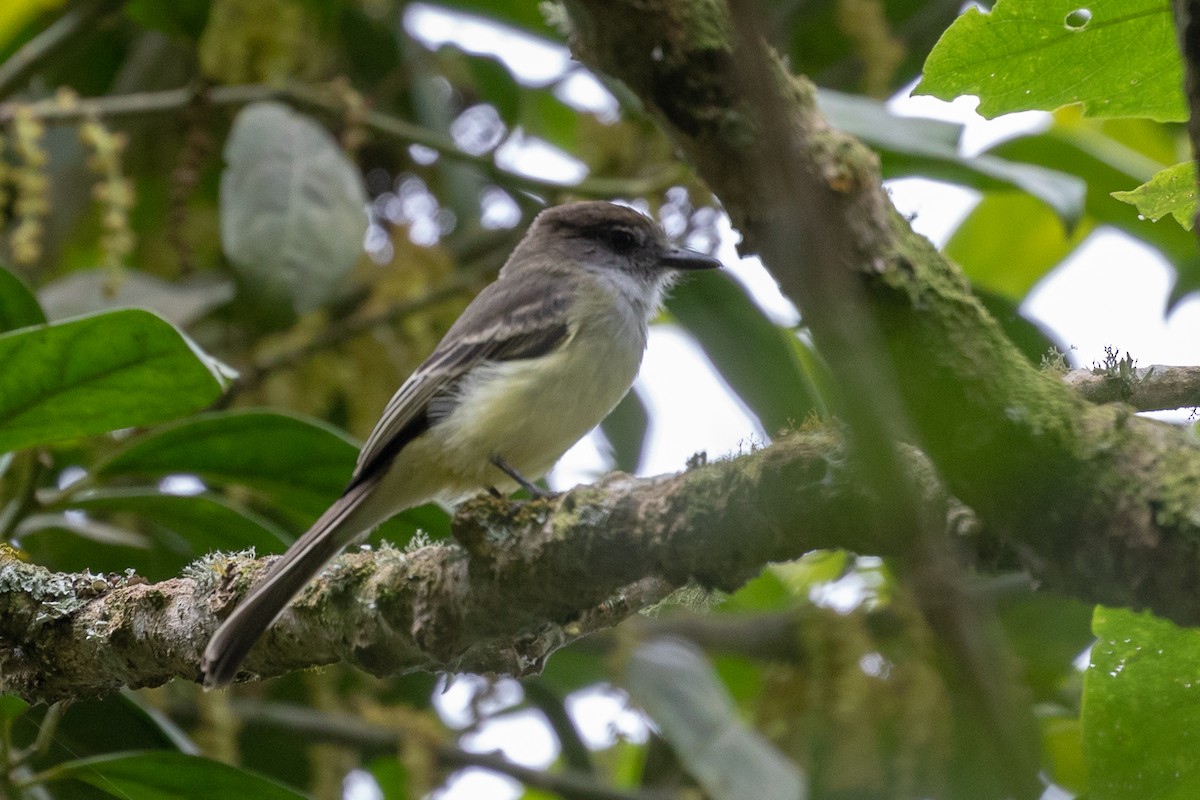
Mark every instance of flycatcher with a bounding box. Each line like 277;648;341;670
201;201;721;687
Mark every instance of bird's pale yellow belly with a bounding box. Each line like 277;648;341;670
371;318;645;510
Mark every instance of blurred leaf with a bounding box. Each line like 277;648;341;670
12;695;193;771
996;591;1093;702
1041;714;1087;794
537;641;610;697
0;264;46;333
463;52;520;126
987;127;1200;304
220;101;368;314
916;0;1186;121
599;389;649;473
1083;607;1200;799
819;90;1086;224
0;309;230;454
38;269;234;324
519;86;580;152
368;756;408;800
667;271;818;435
1112;161;1197;230
946;192;1092;300
0;693;28;723
974;288;1064;365
424;0;558;39
60;488;291;554
0;0;67;56
124;0;211;39
768;0;963;96
94;410;358;523
53;751;308;800
623;638;806;800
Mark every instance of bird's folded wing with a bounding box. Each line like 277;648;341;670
350;279;574;486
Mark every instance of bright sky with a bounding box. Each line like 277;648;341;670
342;7;1200;800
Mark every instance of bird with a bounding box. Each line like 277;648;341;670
201;200;721;687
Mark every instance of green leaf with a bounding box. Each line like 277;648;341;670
519;86;580;152
667;271;819;435
819;90;1086;224
623;638;806;800
38;269;234;325
996;592;1093;702
974;288;1065;366
52;751;308;800
62;489;292;554
463;52;521;127
124;0;212;39
1112;161;1197;230
0;309;230;454
1083;607;1200;799
1041;714;1087;794
945;192;1092;300
220;101;368;314
986;127;1200;304
0;694;28;724
915;0;1186;122
600;389;649;473
368;756;409;800
94;410;359;523
0;264;45;333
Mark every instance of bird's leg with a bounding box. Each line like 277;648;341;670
489;455;551;499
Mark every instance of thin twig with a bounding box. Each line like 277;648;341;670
1065;364;1200;411
0;0;125;101
200;700;681;800
0;82;687;199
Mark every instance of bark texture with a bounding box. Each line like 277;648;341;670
562;0;1200;622
1;431;945;702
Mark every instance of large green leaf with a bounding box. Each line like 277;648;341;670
986;127;1200;304
0;309;229;453
220;101;368;314
1083;607;1200;799
916;0;1186;122
0;263;45;333
667;271;820;435
94;410;359;522
945;192;1093;300
17;490;291;578
1112;161;1197;230
623;638;806;800
62;489;291;553
51;751;308;800
819;90;1086;224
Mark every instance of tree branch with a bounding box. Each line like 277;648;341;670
1172;0;1200;235
561;0;1200;628
1065;364;1200;411
0;82;686;200
0;430;951;703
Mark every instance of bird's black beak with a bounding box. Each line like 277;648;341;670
660;247;722;270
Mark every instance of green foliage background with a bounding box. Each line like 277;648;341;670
0;0;1196;798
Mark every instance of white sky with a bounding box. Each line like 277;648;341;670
347;7;1200;800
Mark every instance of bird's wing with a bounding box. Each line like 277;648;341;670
350;276;574;486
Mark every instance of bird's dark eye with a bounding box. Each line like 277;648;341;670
601;228;637;253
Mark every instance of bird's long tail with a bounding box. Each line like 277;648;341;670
200;475;382;688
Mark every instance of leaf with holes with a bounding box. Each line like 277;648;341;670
916;0;1185;122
